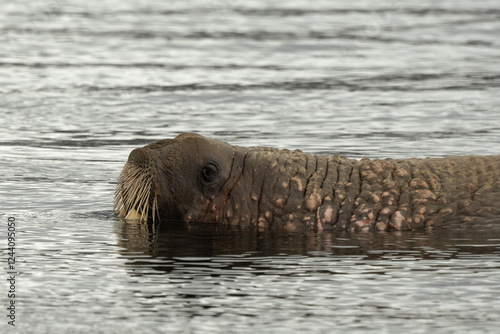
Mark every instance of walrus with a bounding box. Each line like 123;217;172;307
114;133;500;232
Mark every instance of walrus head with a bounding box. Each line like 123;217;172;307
114;133;238;222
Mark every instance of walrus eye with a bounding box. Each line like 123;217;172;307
201;163;219;183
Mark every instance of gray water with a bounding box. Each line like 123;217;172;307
1;0;500;333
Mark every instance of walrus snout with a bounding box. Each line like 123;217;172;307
127;147;150;169
114;146;160;222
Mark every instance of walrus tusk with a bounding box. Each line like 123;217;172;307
124;208;142;220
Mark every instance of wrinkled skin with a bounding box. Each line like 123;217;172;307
115;133;500;232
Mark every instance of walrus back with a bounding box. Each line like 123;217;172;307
354;155;500;230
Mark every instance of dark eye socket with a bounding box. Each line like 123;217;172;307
201;163;219;183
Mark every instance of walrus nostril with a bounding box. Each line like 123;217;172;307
127;148;150;169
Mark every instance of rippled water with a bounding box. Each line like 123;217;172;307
1;0;500;333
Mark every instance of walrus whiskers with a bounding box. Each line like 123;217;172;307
114;163;159;222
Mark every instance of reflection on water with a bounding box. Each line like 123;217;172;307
118;219;500;264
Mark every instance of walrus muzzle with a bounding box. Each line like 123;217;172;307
113;144;159;222
114;133;500;231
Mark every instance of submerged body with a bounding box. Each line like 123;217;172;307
114;133;500;231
